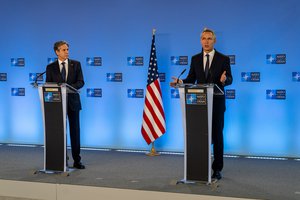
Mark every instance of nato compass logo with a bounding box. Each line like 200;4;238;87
11;88;25;96
266;54;286;64
266;89;286;100
87;88;102;97
127;89;144;98
86;57;102;66
107;73;122;82
159;73;165;82
241;72;260;82
11;58;25;66
226;89;236;99
171;56;188;65
0;73;7;81
228;55;235;65
29;73;44;82
48;58;57;64
44;92;53;102
171;88;180;98
127;57;144;66
292;72;300;82
186;94;197;104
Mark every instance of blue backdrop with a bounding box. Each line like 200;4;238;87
0;0;300;157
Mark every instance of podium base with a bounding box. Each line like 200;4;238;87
176;179;196;185
176;178;217;186
33;168;75;177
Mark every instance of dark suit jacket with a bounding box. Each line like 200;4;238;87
46;59;84;111
183;50;233;111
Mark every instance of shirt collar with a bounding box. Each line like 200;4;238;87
204;49;215;58
58;59;68;65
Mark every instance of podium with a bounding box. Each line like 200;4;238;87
37;83;78;173
177;84;223;184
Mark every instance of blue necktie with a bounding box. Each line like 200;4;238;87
205;54;210;79
61;62;66;82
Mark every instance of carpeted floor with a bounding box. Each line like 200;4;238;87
0;145;299;200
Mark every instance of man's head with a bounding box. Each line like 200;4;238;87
54;41;69;61
201;28;216;53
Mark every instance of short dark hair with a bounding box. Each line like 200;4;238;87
53;41;69;52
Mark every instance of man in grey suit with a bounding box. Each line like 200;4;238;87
46;41;85;169
170;28;233;179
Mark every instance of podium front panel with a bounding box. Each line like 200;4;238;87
178;84;213;183
41;86;66;172
185;87;209;181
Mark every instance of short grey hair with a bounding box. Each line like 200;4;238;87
201;28;216;40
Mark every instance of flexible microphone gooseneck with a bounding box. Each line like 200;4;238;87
31;71;46;88
176;69;186;84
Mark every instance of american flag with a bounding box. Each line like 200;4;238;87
141;32;166;145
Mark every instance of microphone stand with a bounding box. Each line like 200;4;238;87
31;71;46;88
176;69;186;85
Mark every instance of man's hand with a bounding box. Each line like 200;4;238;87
220;71;227;85
170;76;183;87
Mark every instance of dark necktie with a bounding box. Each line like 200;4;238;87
61;62;66;82
205;54;210;79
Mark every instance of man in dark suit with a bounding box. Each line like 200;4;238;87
46;40;85;169
170;28;233;180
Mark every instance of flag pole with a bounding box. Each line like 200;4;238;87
142;27;164;156
146;141;160;156
146;28;160;157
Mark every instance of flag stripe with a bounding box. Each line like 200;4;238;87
141;122;154;144
144;96;165;135
154;78;163;98
143;110;156;136
142;111;159;141
145;87;165;131
141;128;151;144
147;80;165;122
144;99;162;136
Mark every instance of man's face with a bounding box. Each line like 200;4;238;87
201;32;216;53
55;44;69;61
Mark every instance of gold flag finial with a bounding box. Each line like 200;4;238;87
152;28;156;35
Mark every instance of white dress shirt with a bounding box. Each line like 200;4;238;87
203;49;215;71
58;59;68;80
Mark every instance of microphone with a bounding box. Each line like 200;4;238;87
31;71;46;88
176;69;186;84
